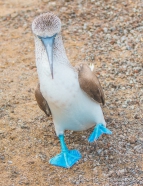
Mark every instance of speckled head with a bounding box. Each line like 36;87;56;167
32;12;61;37
32;13;62;78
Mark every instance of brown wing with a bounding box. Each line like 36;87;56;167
75;63;105;105
35;83;51;116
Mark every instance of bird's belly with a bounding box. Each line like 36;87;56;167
52;90;105;135
62;113;95;131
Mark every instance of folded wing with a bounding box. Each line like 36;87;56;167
76;63;105;105
35;83;51;116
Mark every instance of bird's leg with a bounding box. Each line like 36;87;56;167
88;123;112;143
49;135;81;168
59;135;68;152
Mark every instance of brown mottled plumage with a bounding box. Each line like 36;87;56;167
35;84;51;116
35;64;105;116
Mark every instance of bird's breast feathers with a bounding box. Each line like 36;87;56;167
39;65;79;108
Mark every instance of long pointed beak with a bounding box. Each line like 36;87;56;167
39;35;56;79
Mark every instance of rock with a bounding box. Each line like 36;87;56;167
0;130;4;134
20;125;30;129
121;36;126;42
122;104;127;108
128;136;136;144
116;169;125;176
48;1;56;7
0;154;5;160
103;27;108;33
8;160;13;164
42;0;49;2
11;13;18;18
134;114;140;119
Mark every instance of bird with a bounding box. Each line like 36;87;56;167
32;12;112;168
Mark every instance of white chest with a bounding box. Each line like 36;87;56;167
38;63;79;109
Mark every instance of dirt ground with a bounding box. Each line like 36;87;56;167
0;0;143;185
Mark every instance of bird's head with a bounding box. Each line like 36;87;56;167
32;12;61;78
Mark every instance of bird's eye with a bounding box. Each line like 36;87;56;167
37;35;42;40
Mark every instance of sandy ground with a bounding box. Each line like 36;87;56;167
0;0;143;185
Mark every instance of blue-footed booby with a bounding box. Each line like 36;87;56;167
32;12;112;168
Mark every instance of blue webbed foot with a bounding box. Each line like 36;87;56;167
49;149;81;168
88;123;112;143
49;135;81;168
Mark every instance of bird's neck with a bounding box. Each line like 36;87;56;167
53;34;70;65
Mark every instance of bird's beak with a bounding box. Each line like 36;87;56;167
38;35;56;79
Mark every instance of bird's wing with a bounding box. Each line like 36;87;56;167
35;83;51;116
75;63;105;105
